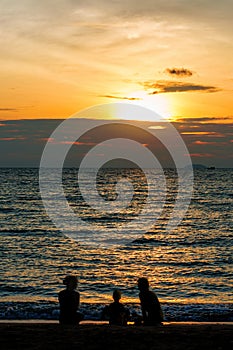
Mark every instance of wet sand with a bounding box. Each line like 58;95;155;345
1;322;233;350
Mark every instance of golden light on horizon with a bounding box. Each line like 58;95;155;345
119;90;173;121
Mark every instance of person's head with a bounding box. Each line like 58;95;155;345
137;277;149;292
63;275;78;290
113;289;121;302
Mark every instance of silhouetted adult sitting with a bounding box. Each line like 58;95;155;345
102;289;130;325
58;275;84;325
137;277;163;326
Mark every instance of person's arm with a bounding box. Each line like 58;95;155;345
125;307;130;320
139;294;147;321
101;305;110;320
159;305;164;321
152;293;163;322
156;296;163;322
58;291;64;306
141;305;147;321
74;291;80;310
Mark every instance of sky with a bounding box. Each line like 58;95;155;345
0;118;232;168
0;0;232;167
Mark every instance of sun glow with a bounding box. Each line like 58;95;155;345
125;90;172;121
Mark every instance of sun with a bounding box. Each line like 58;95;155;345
108;90;173;121
125;90;172;121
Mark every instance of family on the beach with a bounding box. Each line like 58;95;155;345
58;275;163;326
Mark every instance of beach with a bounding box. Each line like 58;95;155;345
1;322;233;350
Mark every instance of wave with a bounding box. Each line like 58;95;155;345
0;229;59;236
0;301;232;322
130;236;230;248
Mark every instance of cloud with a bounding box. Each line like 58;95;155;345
181;131;226;139
142;80;220;94
173;120;232;141
189;153;214;158
101;94;142;101
193;140;228;145
0;108;18;111
148;125;166;130
56;141;97;146
0;118;232;168
1;0;232;106
165;67;193;77
0;137;25;141
175;116;232;123
181;131;224;136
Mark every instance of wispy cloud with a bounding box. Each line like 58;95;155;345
0;108;18;111
165;67;193;77
101;94;142;101
57;141;97;146
189;153;214;158
181;131;224;137
148;125;166;130
175;116;232;123
0;137;25;141
193;140;228;145
142;80;220;94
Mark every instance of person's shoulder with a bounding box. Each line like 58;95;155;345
59;289;66;296
139;290;149;298
110;301;119;308
59;289;79;296
118;302;125;309
148;290;159;302
120;303;128;312
58;289;67;300
149;290;158;297
72;290;80;300
139;291;143;299
108;302;114;309
149;290;156;296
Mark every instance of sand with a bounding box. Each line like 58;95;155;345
1;322;233;350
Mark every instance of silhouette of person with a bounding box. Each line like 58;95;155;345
137;277;163;326
102;289;130;325
58;275;84;325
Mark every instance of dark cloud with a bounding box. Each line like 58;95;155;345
175;116;232;124
193;140;228;145
0;137;25;141
189;153;214;158
101;95;142;101
142;80;220;94
173;120;232;138
0;119;232;168
165;68;193;77
0;108;18;111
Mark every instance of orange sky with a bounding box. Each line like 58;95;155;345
0;1;233;122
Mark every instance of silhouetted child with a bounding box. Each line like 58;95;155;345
138;277;163;326
102;289;130;325
58;275;84;325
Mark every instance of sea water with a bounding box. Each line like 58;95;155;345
0;168;232;321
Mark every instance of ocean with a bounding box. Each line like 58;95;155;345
0;168;232;322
